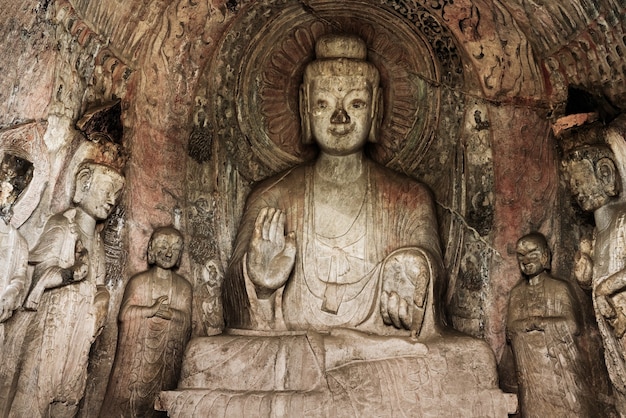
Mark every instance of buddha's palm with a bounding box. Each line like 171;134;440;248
247;207;296;295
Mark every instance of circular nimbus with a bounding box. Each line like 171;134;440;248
206;0;463;181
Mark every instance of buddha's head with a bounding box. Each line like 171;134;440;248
300;34;382;155
516;232;550;278
563;145;620;212
148;226;184;269
73;162;125;221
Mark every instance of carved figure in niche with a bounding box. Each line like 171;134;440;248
224;33;444;338
507;232;589;417
563;116;626;414
102;226;192;418
159;33;516;418
9;162;124;418
0;153;33;324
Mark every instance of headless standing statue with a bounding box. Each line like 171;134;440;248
0;154;33;325
0;154;33;417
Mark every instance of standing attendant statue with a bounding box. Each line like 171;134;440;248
9;162;124;418
562;116;626;414
507;232;589;417
102;226;192;418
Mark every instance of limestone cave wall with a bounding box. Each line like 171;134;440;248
1;0;625;415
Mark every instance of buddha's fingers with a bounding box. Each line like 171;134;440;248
380;291;392;326
399;297;411;330
387;291;402;329
253;207;270;241
261;208;276;240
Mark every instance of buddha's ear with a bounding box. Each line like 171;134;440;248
73;166;93;204
368;86;382;143
597;157;621;197
299;84;312;144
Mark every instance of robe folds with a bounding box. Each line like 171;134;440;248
103;270;192;417
10;208;107;417
507;276;589;417
224;159;445;334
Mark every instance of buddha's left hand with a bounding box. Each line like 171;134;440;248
380;249;430;333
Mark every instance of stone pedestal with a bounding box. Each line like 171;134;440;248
157;330;517;417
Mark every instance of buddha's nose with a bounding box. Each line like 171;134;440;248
331;108;350;124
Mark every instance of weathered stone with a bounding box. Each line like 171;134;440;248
2;0;626;415
158;33;515;417
507;232;596;416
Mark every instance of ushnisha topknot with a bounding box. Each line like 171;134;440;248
303;34;380;86
315;34;367;60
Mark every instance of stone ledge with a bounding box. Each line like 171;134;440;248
158;332;517;417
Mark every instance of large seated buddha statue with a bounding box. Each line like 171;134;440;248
158;34;516;417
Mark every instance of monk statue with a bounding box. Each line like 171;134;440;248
102;226;192;418
8;162;124;418
563;116;626;414
223;34;444;338
0;153;33;324
507;232;590;417
158;34;515;418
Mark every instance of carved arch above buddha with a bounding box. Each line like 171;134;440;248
192;0;470;182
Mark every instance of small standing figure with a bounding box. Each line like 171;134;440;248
102;226;192;417
9;162;124;418
507;232;589;417
0;153;33;324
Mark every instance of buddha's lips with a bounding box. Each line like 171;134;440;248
328;125;355;136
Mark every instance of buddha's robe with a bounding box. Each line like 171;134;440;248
10;208;107;417
103;270;192;417
507;276;588;417
224;159;445;335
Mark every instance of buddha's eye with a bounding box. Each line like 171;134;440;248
351;100;367;109
316;100;328;110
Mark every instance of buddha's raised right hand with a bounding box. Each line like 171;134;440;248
246;207;296;298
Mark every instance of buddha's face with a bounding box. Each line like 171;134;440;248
309;76;373;156
79;170;124;220
516;238;548;277
150;232;183;269
566;159;613;212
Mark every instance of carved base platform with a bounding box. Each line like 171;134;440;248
157;330;517;417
